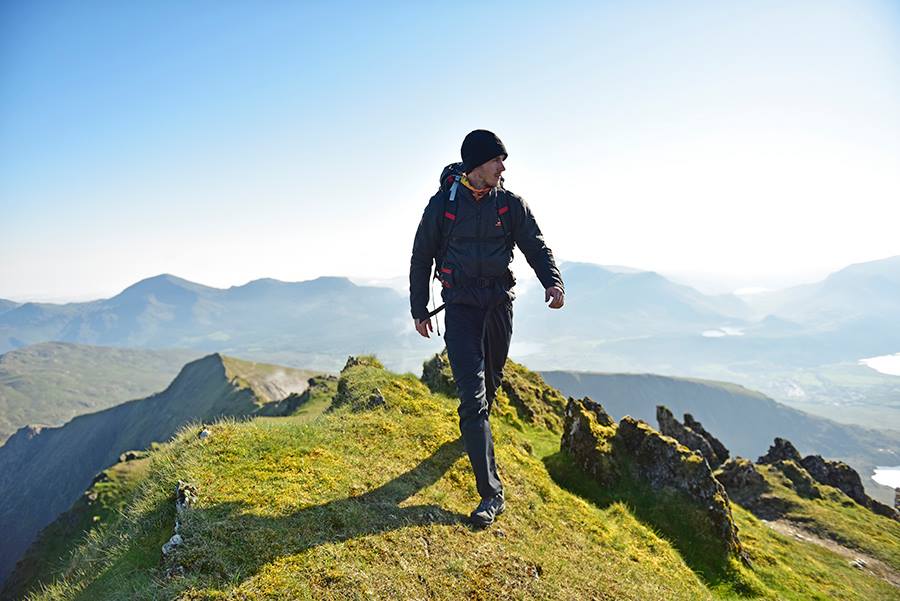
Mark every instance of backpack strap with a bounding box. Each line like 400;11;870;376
433;176;461;287
494;191;514;253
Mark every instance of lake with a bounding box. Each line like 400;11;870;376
872;466;900;489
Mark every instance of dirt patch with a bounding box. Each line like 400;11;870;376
763;518;900;588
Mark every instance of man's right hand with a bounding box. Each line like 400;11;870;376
414;317;434;338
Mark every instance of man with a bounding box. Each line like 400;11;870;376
409;129;565;527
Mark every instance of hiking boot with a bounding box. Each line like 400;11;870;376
469;492;505;528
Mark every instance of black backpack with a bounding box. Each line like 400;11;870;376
426;162;514;318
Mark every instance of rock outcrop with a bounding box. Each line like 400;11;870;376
757;437;802;465
716;457;766;494
564;397;745;560
421;351;456;397
683;413;730;465
757;437;899;521
801;455;899;521
561;397;619;487
422;352;568;431
656;406;721;468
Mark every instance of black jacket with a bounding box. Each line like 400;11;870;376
410;164;564;320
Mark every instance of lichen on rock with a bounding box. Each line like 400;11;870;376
562;397;746;561
656;405;721;469
716;458;766;495
421;351;456;397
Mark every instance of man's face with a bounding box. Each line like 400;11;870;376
470;155;506;187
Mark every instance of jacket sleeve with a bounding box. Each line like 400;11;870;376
409;192;442;320
511;194;564;293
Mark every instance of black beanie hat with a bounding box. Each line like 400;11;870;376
461;130;508;172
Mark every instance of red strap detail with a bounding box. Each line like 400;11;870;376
498;206;509;215
442;280;452;288
444;211;456;220
440;267;452;274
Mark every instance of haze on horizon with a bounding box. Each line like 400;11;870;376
3;0;900;302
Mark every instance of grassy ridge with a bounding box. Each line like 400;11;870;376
23;359;900;600
0;342;201;443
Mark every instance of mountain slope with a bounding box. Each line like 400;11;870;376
515;262;749;341
17;358;899;600
746;255;900;327
540;370;900;505
0;342;202;443
0;274;416;371
0;354;319;585
0;300;19;316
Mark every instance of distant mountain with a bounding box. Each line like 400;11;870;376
540;370;900;505
0;342;202;443
0;300;19;316
514;262;749;341
746;255;900;327
0;353;318;585
0;274;421;371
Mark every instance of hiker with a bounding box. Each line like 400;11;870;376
409;129;565;527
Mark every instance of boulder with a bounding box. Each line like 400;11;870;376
757;438;802;465
716;457;766;497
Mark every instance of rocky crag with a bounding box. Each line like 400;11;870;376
564;396;746;561
656;405;729;468
754;438;899;521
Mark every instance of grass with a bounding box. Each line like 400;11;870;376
753;462;900;571
22;359;900;600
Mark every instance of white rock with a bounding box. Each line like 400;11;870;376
162;534;183;555
198;428;211;440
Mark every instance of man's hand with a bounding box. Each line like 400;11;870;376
414;317;434;338
545;286;564;309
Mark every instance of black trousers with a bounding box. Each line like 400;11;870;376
443;298;513;500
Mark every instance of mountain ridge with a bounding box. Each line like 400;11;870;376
0;353;319;585
8;355;898;600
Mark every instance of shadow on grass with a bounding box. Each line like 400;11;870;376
159;438;470;589
543;450;752;594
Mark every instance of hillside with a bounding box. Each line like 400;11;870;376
13;356;899;600
0;354;319;586
541;370;900;505
0;342;202;443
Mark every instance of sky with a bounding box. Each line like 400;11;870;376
2;0;900;301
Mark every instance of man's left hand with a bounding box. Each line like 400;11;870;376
545;286;564;309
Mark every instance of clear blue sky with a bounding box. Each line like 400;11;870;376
3;0;900;300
